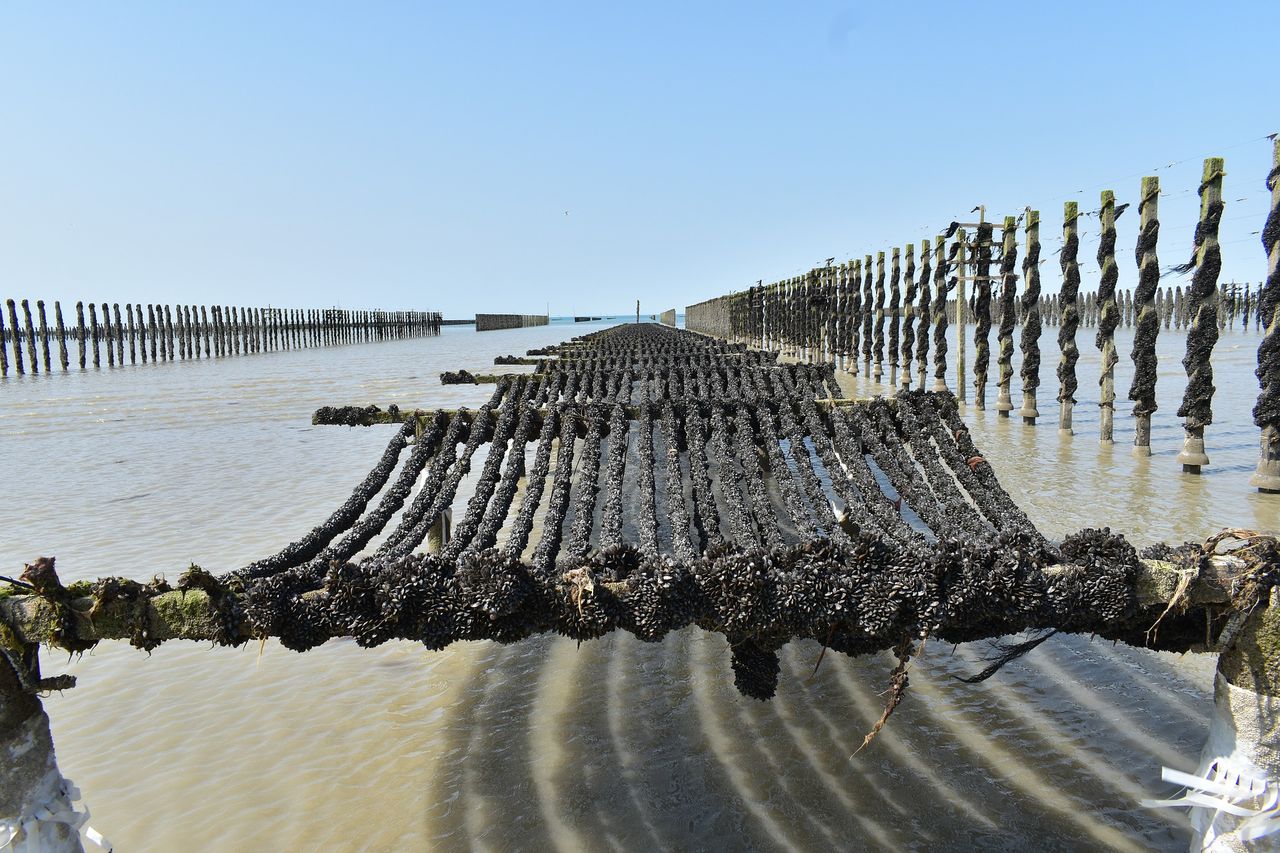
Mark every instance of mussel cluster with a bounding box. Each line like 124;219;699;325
233;526;1141;699
222;325;1162;699
439;369;476;384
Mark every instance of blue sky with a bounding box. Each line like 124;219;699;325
1;2;1274;317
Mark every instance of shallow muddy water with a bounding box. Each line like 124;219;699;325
2;318;1276;851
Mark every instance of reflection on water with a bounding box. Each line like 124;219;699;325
2;320;1275;851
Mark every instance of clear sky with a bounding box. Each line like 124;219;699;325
1;2;1274;318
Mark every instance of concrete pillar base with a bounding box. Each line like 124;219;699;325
1017;392;1038;424
1178;432;1211;473
1250;430;1280;492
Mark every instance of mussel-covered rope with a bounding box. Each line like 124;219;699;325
239;419;417;578
502;409;560;558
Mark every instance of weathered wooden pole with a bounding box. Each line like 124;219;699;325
1250;140;1280;491
873;252;886;383
0;304;9;376
855;256;865;376
900;243;916;392
164;305;175;360
145;304;156;362
125;304;137;365
849;261;862;373
21;300;38;373
75;303;86;369
103;304;116;368
133;304;144;365
112;304;125;366
1018;210;1041;424
87;303;100;368
942;234;961;395
972;223;991;408
1057;202;1081;434
916;239;932;389
1096;191;1120;444
1130;177;1162;457
888;248;901;389
54;302;68;371
996;217;1018;416
1176;158;1226;474
36;301;51;373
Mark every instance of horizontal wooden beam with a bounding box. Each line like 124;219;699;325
0;556;1237;653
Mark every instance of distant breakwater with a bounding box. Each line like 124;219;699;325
1;298;441;376
475;313;549;332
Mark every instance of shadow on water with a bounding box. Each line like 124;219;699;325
425;626;1210;851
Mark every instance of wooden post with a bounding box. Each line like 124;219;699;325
1058;202;1081;434
54;302;68;370
961;226;976;406
1251;140;1280;491
125;303;136;364
862;255;873;378
0;302;11;376
164;305;175;360
916;239;931;389
1097;191;1120;444
936;233;957;391
103;303;116;368
900;243;916;392
995;216;1018;416
1130;177;1162;457
848;261;861;373
145;304;156;362
1018;210;1042;424
1;300;14;375
1177;158;1226;474
36;301;51;373
113;304;125;366
21;300;38;373
888;247;901;390
873;251;886;383
88;302;100;368
76;302;86;369
133;304;144;364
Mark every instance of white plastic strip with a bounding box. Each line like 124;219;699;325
0;778;112;852
1142;673;1280;851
